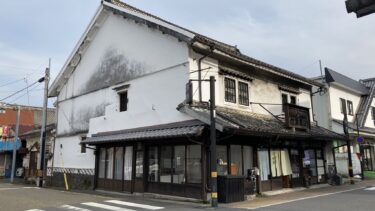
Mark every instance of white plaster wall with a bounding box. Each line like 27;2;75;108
53;136;95;169
89;64;192;135
329;85;361;123
56;11;189;136
72;14;188;96
312;85;331;129
364;97;375;128
57;89;116;135
188;50;220;104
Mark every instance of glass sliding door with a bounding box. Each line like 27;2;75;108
230;145;243;176
148;146;159;182
98;148;106;179
124;146;133;181
114;147;124;180
186;145;201;184
173;146;186;184
160;146;172;183
217;145;228;176
106;147;114;179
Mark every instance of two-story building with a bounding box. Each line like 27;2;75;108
48;0;344;202
312;68;375;177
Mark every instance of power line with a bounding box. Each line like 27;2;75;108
0;77;44;102
0;78;24;88
8;83;42;104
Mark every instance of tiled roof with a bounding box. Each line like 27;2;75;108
105;0;321;87
180;105;345;140
82;120;205;145
325;68;369;95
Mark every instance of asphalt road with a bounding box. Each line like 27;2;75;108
251;186;375;211
1;181;375;211
0;182;239;211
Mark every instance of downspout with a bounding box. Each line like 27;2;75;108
191;40;215;103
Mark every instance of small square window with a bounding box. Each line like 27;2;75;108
119;91;128;112
238;82;249;106
290;96;297;105
224;78;236;103
347;101;353;116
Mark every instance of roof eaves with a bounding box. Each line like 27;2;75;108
49;4;105;97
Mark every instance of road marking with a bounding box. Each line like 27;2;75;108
23;187;41;189
61;205;92;211
25;209;44;211
364;187;375;191
81;202;136;211
0;188;19;190
247;186;366;210
106;200;164;210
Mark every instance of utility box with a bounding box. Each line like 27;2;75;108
217;175;245;203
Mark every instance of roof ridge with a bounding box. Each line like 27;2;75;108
107;0;238;51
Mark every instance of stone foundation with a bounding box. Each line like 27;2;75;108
46;167;95;190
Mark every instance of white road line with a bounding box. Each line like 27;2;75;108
106;200;164;210
61;205;92;211
25;209;44;211
0;188;19;190
23;187;41;189
81;202;136;211
364;187;375;191
247;186;366;210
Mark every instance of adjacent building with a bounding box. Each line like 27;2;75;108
312;68;375;177
0;103;55;179
48;0;344;202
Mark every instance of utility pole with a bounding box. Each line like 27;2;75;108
343;111;355;184
10;105;20;183
355;113;365;180
209;76;218;208
37;61;50;187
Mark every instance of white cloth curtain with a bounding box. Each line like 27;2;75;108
258;150;270;181
124;146;133;180
271;149;292;177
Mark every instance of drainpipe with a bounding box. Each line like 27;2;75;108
194;43;214;103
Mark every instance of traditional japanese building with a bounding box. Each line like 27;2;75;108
48;0;344;202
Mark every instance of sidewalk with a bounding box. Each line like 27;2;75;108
224;179;375;209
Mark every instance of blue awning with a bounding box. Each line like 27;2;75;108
0;139;21;152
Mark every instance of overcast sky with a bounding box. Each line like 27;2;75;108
0;0;374;107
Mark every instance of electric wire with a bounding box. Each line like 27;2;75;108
8;84;42;104
0;77;44;102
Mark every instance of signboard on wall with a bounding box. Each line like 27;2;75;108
285;104;311;130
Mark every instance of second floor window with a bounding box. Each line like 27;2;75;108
347;100;354;116
340;98;347;114
238;82;249;106
119;91;128;112
282;93;297;112
225;78;236;103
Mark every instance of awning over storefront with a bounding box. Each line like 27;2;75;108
179;105;345;141
82;120;205;145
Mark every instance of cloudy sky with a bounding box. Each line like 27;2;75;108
0;0;374;107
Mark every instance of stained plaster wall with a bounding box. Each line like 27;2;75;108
88;64;192;135
188;49;313;119
56;12;190;137
54;11;191;169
